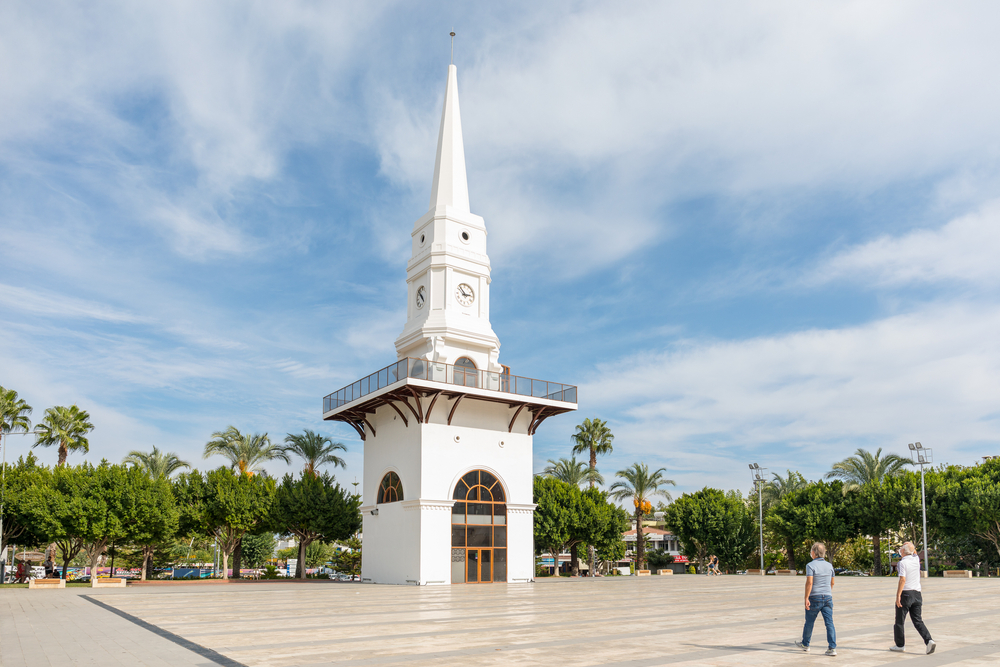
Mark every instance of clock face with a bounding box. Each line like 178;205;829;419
455;283;475;307
415;286;426;309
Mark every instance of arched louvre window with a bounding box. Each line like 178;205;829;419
377;471;403;504
451;470;506;583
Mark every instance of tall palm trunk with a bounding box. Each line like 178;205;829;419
588;449;596;576
873;534;883;576
58;440;68;466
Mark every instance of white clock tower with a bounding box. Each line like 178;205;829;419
323;62;576;585
394;64;502;374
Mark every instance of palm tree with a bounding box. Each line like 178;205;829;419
762;470;808;510
122;446;191;479
282;429;347;477
571;418;614;578
1;386;32;435
204;426;289;579
761;470;808;570
825;447;910;490
203;426;289;476
570;418;614;488
826;447;911;576
609;462;675;571
33;405;94;466
541;456;603;488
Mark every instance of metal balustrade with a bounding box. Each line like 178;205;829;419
323;358;577;413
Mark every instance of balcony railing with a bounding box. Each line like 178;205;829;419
323;357;577;413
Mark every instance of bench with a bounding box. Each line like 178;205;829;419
657;569;674;576
92;577;127;588
775;569;797;576
29;578;65;589
745;569;766;575
636;570;651;576
943;570;972;578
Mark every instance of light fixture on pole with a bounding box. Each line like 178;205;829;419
907;442;932;577
749;463;768;571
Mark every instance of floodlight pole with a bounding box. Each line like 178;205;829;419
749;464;767;571
908;443;932;576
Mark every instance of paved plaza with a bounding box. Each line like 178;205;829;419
3;576;1000;666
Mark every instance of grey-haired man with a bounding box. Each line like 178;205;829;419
890;542;936;654
794;542;837;656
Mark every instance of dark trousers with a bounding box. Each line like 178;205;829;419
802;595;836;649
894;590;933;647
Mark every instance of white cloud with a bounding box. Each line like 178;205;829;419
372;2;1000;271
816;199;1000;287
0;284;147;323
580;302;1000;492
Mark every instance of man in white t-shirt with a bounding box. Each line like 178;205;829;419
890;542;936;654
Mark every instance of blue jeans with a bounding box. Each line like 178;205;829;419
802;595;836;649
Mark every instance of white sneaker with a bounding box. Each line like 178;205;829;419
795;641;810;652
926;640;937;655
825;648;837;656
889;645;905;652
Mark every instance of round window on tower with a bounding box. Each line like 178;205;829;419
460;230;470;244
419;233;426;246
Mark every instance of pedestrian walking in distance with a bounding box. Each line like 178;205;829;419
890;542;936;654
794;542;837;656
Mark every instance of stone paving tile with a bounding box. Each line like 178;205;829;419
3;577;999;666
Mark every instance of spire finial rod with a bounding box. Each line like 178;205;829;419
450;31;455;64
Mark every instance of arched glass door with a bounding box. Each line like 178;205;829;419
451;470;506;583
454;357;478;388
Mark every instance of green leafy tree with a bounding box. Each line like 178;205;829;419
282;430;347;477
664;487;754;572
541;457;603;488
825;447;910;574
0;453;51;553
609;463;675;570
335;534;362;576
578;487;630;574
33;405;94;466
1;386;32;435
241;532;277;569
176;468;276;577
122;447;190;480
120;466;179;579
768;480;858;564
203;427;288;577
269;471;362;578
935;459;1000;561
533;476;577;575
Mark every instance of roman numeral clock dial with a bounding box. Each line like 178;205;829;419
455;283;475;307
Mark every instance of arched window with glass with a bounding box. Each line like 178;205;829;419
454;357;478;388
377;471;403;504
451;470;506;583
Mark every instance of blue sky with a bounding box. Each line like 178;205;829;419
3;2;1000;499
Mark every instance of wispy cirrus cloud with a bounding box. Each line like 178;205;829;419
813;199;1000;288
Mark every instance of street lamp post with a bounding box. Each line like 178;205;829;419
749;463;768;571
907;442;932;577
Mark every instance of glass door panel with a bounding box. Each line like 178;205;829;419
467;549;480;583
480;550;491;583
451;549;466;583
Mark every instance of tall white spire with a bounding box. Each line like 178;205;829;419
428;64;470;213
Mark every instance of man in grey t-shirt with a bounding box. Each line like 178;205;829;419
795;542;837;656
